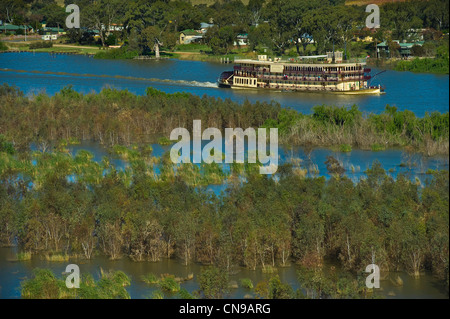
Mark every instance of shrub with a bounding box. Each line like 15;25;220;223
21;269;68;299
158;136;173;145
141;273;159;285
0;134;15;155
29;41;53;49
240;278;254;290
151;290;164;299
394;56;449;74
198;266;229;299
0;83;23;97
268;275;293;299
371;143;385;151
44;253;69;262
94;47;139;59
178;288;196;299
158;275;180;293
16;251;32;261
340;144;352;152
0;41;8;51
312;104;361;126
106;34;117;46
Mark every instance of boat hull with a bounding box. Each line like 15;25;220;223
338;88;384;95
218;82;232;88
227;85;385;95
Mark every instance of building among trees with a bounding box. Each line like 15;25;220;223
377;40;425;58
179;29;203;44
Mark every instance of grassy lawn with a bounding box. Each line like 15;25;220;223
36;46;99;55
168;44;259;62
52;45;100;55
174;43;211;52
2;41;105;55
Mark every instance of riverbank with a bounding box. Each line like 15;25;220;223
92;44;252;63
0;84;448;156
86;47;450;75
4;39;448;75
0;39;280;64
0;41;101;55
367;57;450;75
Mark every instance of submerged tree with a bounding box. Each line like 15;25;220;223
198;266;229;299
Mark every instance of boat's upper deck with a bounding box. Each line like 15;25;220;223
234;59;367;68
234;52;367;70
233;53;369;75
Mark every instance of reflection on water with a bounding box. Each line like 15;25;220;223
1;52;448;116
63;141;449;187
0;247;447;299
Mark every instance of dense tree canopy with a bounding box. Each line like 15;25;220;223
1;0;448;55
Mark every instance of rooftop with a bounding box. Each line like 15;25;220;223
200;22;213;29
0;23;32;30
377;41;425;48
181;29;201;36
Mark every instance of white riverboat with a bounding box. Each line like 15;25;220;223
218;52;385;95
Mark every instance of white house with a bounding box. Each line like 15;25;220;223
42;34;58;41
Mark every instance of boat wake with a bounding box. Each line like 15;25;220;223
157;79;218;88
0;68;219;89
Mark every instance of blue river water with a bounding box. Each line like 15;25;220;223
1;52;449;116
63;141;448;187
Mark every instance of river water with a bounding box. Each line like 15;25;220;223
1;52;449;116
0;247;447;299
0;52;448;299
64;141;448;185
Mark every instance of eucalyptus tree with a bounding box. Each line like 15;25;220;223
261;0;292;55
124;1;177;57
205;25;236;55
424;0;450;31
248;22;272;51
82;0;126;47
198;266;229;299
302;6;341;54
0;0;24;24
34;0;66;28
142;24;167;58
247;0;265;26
209;0;248;28
380;1;424;41
164;0;201;32
334;5;363;60
264;0;329;55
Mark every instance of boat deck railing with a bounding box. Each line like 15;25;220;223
233;56;367;64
